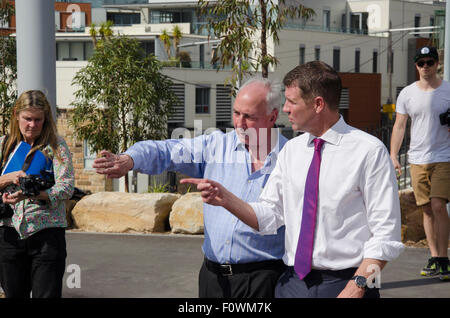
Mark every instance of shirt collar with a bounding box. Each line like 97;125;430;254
307;115;347;147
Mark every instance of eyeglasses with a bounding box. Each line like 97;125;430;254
416;60;435;67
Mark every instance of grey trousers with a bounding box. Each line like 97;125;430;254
275;267;380;298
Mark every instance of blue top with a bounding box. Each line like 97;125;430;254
125;130;287;264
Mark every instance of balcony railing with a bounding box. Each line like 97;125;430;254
283;23;369;35
161;60;231;70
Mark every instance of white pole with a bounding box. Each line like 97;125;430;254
444;0;450;81
15;0;56;119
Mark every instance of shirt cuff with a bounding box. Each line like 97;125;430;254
363;239;405;261
45;188;59;210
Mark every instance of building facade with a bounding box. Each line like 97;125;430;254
1;0;446;193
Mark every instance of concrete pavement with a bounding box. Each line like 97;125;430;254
61;231;450;298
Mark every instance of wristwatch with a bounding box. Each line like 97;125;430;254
351;275;367;289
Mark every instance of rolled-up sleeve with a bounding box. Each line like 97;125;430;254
46;138;75;209
361;144;405;261
124;133;216;178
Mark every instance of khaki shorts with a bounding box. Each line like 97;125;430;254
410;162;450;206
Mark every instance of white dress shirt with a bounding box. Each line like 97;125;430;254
250;117;405;270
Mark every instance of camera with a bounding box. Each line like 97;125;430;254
18;170;55;197
0;170;55;219
439;109;449;127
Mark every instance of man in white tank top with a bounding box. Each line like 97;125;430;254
390;46;450;281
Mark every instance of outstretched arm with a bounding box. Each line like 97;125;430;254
180;178;260;231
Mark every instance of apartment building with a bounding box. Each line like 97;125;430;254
1;0;446;192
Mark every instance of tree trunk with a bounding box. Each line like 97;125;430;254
260;0;268;78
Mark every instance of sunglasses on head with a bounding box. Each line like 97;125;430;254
416;59;435;67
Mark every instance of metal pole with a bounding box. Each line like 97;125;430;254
15;0;56;119
444;0;450;81
387;21;393;104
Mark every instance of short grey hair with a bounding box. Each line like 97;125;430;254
239;77;282;114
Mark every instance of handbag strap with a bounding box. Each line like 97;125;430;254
22;150;37;172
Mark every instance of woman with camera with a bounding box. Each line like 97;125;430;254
0;90;74;298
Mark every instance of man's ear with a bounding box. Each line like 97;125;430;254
271;108;279;123
313;96;325;114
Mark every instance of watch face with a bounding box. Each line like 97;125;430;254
354;276;367;288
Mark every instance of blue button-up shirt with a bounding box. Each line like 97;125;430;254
125;130;287;264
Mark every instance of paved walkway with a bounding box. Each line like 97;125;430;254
61;231;450;298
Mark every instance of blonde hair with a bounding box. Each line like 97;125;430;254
2;90;60;167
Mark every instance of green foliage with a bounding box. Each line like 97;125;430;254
178;51;191;68
70;34;178;165
172;25;182;58
0;2;16;135
198;0;315;88
159;29;172;59
148;182;169;193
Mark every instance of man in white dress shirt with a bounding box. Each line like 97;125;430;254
182;61;404;298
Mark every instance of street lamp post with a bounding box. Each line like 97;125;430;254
15;0;56;119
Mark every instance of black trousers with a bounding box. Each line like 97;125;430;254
199;258;286;298
275;267;380;298
0;226;67;298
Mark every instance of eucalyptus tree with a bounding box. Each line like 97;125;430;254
70;34;178;192
0;1;16;134
198;0;314;89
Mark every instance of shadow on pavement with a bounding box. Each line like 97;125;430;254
382;277;450;290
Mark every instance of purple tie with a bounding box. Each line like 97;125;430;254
294;138;325;280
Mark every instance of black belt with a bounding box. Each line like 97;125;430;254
204;258;285;276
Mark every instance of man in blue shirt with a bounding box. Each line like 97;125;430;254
93;77;288;297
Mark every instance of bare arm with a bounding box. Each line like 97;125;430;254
337;258;387;298
180;178;260;231
390;113;408;176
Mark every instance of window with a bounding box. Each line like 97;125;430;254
299;44;305;65
355;48;360;73
414;14;421;37
333;48;340;71
429;16;435;38
372;50;378;73
140;41;155;56
323;10;330;31
106;12;140;25
341;13;347;32
350;12;368;34
196;87;210;114
315;45;320;61
56;41;93;61
83;141;96;169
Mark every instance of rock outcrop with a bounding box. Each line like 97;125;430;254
399;188;425;242
71;192;180;233
169;192;204;234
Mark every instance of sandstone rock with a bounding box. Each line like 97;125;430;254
169;193;204;234
399;188;425;242
71;192;180;233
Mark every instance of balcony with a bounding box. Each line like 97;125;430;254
284;23;369;36
161;59;231;70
